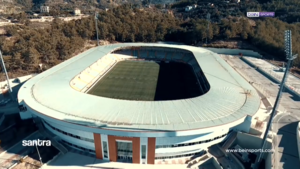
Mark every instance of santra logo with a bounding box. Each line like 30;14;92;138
22;139;51;146
247;12;259;17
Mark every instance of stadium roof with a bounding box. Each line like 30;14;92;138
18;43;261;131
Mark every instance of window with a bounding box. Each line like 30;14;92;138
141;145;146;159
61;139;95;153
44;121;94;143
155;150;207;160
103;141;108;158
155;131;232;149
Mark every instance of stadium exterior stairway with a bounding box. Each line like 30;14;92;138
34;117;68;154
222;131;237;150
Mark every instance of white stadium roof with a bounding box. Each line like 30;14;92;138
18;43;261;131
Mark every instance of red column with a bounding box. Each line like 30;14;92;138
108;135;117;162
132;137;141;164
147;138;156;164
93;133;103;159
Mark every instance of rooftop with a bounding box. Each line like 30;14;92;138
18;43;261;131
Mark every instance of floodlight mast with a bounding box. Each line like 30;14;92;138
95;12;100;46
206;13;210;44
254;30;297;168
0;49;13;93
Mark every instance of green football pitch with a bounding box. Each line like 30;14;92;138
88;60;202;101
88;60;160;101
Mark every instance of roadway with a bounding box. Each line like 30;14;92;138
220;55;300;169
272;113;300;169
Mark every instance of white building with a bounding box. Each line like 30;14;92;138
74;8;81;16
185;6;192;12
40;6;49;13
18;43;261;165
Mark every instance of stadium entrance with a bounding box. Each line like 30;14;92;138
117;141;133;163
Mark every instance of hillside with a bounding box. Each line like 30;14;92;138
1;2;300;80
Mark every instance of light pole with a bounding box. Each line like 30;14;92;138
254;30;298;168
206;13;210;44
36;144;43;166
95;12;99;46
0;49;13;94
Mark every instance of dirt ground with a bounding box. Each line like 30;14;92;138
10;145;59;169
14;157;42;169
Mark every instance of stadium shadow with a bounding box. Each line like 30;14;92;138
46;152;117;168
153;61;203;100
277;121;300;169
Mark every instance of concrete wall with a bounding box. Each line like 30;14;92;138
241;57;300;99
236;132;272;159
233;115;252;133
265;151;272;169
0;113;5;126
205;48;262;58
211;157;222;169
198;157;222;169
249;127;262;136
228;152;245;169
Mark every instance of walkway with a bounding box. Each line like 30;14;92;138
220;55;300;169
42;152;187;169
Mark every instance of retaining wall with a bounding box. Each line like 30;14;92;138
241;57;300;99
205;48;262;58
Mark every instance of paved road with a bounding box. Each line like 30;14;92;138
272;113;300;169
220;55;300;169
0;131;42;168
221;55;300;116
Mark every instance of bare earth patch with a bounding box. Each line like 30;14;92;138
14;157;42;169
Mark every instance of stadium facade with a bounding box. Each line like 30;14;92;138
17;43;261;164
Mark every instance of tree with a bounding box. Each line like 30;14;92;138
23;47;40;64
241;31;248;40
24;19;30;26
225;29;232;39
5;26;18;37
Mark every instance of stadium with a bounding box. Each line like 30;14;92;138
17;43;261;165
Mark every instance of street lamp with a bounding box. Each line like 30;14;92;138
36;145;43;167
95;12;99;46
0;49;13;94
255;30;298;168
206;13;211;44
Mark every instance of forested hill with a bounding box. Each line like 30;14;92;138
0;4;300;80
248;0;300;23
